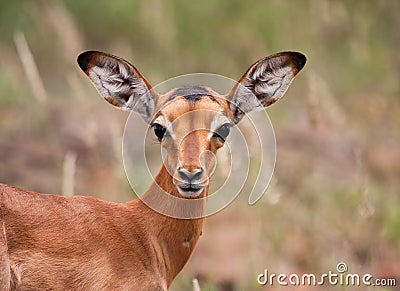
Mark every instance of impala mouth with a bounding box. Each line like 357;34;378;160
177;183;206;197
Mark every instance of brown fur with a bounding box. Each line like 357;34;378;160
0;97;224;290
1;50;305;290
0;165;204;290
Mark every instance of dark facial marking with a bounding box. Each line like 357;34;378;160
168;86;216;103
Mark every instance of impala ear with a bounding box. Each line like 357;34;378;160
227;51;306;123
77;51;157;123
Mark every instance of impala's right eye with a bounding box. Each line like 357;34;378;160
153;123;166;141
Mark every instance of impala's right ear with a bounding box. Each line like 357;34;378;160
77;51;157;123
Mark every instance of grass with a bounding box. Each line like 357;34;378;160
0;1;399;290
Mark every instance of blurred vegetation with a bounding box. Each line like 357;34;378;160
0;1;399;290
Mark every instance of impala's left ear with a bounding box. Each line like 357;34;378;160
226;51;306;123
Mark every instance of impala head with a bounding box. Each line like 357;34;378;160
78;51;306;198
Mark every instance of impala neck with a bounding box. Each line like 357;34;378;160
127;165;208;285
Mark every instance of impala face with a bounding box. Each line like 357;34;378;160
151;87;232;197
78;50;306;198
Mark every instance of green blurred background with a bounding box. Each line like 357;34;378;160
0;1;399;290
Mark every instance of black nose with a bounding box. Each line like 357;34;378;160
178;167;203;182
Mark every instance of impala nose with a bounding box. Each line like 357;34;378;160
178;167;203;183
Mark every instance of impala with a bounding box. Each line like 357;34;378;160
0;50;306;290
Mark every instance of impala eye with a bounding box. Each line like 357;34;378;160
153;123;166;141
213;123;231;141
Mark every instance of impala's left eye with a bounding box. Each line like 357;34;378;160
213;123;231;141
153;123;166;141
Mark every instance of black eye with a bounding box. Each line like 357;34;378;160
153;123;166;141
213;123;231;141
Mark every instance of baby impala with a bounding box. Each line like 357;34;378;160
0;50;305;290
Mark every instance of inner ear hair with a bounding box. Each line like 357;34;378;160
77;51;158;123
227;51;306;123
